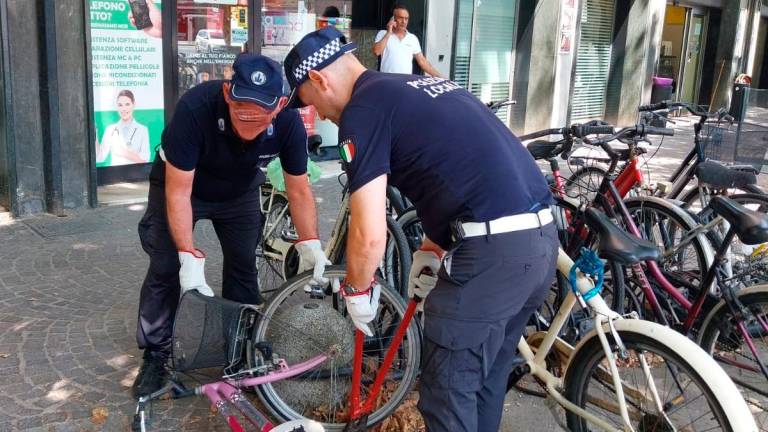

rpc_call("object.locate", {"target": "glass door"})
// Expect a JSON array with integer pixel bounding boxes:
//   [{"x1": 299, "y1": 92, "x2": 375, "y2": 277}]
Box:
[
  {"x1": 680, "y1": 13, "x2": 706, "y2": 104},
  {"x1": 452, "y1": 0, "x2": 518, "y2": 123}
]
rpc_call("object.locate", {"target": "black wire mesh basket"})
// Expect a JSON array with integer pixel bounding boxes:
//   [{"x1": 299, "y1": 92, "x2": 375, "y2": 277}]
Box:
[
  {"x1": 172, "y1": 291, "x2": 259, "y2": 373},
  {"x1": 701, "y1": 123, "x2": 738, "y2": 163},
  {"x1": 733, "y1": 122, "x2": 768, "y2": 172}
]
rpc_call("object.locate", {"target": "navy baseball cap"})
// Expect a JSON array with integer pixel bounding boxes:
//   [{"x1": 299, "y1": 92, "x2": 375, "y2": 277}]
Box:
[
  {"x1": 284, "y1": 27, "x2": 357, "y2": 108},
  {"x1": 229, "y1": 54, "x2": 285, "y2": 109}
]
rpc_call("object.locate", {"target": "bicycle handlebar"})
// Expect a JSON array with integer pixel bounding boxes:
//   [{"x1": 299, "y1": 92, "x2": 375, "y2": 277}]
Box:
[
  {"x1": 518, "y1": 128, "x2": 565, "y2": 141},
  {"x1": 637, "y1": 100, "x2": 730, "y2": 122},
  {"x1": 571, "y1": 125, "x2": 615, "y2": 137},
  {"x1": 582, "y1": 124, "x2": 674, "y2": 159},
  {"x1": 638, "y1": 101, "x2": 689, "y2": 112}
]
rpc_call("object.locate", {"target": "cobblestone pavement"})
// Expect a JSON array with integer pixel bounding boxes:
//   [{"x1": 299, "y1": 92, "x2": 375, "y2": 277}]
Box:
[{"x1": 0, "y1": 120, "x2": 757, "y2": 431}]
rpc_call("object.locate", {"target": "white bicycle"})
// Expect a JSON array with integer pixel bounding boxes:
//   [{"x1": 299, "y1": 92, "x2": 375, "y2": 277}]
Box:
[{"x1": 247, "y1": 205, "x2": 757, "y2": 431}]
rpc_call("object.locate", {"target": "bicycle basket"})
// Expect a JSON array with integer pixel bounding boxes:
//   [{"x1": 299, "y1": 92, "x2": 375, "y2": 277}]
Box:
[
  {"x1": 733, "y1": 122, "x2": 768, "y2": 172},
  {"x1": 172, "y1": 291, "x2": 259, "y2": 372},
  {"x1": 701, "y1": 123, "x2": 737, "y2": 163}
]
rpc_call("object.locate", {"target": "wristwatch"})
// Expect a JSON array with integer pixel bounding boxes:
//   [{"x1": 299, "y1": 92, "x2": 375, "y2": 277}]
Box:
[{"x1": 340, "y1": 278, "x2": 373, "y2": 297}]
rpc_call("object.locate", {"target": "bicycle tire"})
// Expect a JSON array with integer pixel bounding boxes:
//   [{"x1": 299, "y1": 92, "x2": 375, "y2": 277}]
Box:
[
  {"x1": 251, "y1": 267, "x2": 422, "y2": 431},
  {"x1": 396, "y1": 207, "x2": 423, "y2": 253},
  {"x1": 564, "y1": 322, "x2": 755, "y2": 431},
  {"x1": 699, "y1": 285, "x2": 768, "y2": 430},
  {"x1": 257, "y1": 194, "x2": 294, "y2": 296},
  {"x1": 564, "y1": 165, "x2": 609, "y2": 204},
  {"x1": 383, "y1": 215, "x2": 412, "y2": 298},
  {"x1": 386, "y1": 185, "x2": 412, "y2": 218},
  {"x1": 623, "y1": 196, "x2": 713, "y2": 294},
  {"x1": 693, "y1": 193, "x2": 768, "y2": 287},
  {"x1": 679, "y1": 183, "x2": 767, "y2": 213}
]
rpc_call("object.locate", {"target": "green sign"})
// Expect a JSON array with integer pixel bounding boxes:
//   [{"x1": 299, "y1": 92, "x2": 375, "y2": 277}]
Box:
[{"x1": 89, "y1": 0, "x2": 164, "y2": 167}]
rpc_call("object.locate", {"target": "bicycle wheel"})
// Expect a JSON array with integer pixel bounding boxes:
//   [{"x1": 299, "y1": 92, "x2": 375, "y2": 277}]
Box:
[
  {"x1": 565, "y1": 327, "x2": 745, "y2": 431},
  {"x1": 382, "y1": 215, "x2": 411, "y2": 298},
  {"x1": 386, "y1": 185, "x2": 412, "y2": 218},
  {"x1": 680, "y1": 184, "x2": 766, "y2": 214},
  {"x1": 564, "y1": 165, "x2": 608, "y2": 204},
  {"x1": 623, "y1": 197, "x2": 712, "y2": 294},
  {"x1": 696, "y1": 194, "x2": 768, "y2": 287},
  {"x1": 699, "y1": 286, "x2": 768, "y2": 430},
  {"x1": 251, "y1": 267, "x2": 421, "y2": 431},
  {"x1": 396, "y1": 207, "x2": 423, "y2": 253},
  {"x1": 256, "y1": 193, "x2": 295, "y2": 297}
]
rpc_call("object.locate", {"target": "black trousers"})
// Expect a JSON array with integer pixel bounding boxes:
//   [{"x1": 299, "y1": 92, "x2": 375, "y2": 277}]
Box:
[
  {"x1": 135, "y1": 182, "x2": 264, "y2": 357},
  {"x1": 418, "y1": 223, "x2": 559, "y2": 432}
]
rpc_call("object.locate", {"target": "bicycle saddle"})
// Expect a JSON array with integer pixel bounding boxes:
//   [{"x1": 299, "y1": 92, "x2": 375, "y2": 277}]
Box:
[
  {"x1": 729, "y1": 164, "x2": 760, "y2": 175},
  {"x1": 696, "y1": 160, "x2": 757, "y2": 189},
  {"x1": 709, "y1": 196, "x2": 768, "y2": 245},
  {"x1": 527, "y1": 140, "x2": 561, "y2": 160},
  {"x1": 584, "y1": 208, "x2": 660, "y2": 265}
]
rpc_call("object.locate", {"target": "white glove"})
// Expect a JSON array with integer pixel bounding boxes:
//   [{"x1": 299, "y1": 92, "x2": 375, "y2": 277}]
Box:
[
  {"x1": 178, "y1": 249, "x2": 214, "y2": 297},
  {"x1": 295, "y1": 239, "x2": 332, "y2": 290},
  {"x1": 334, "y1": 279, "x2": 381, "y2": 337},
  {"x1": 407, "y1": 250, "x2": 441, "y2": 310}
]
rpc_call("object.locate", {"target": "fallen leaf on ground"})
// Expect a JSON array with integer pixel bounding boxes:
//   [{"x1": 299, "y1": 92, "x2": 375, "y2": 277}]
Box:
[{"x1": 91, "y1": 407, "x2": 108, "y2": 425}]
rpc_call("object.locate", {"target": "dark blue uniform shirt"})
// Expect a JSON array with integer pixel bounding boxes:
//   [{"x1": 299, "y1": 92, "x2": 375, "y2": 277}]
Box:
[
  {"x1": 160, "y1": 80, "x2": 307, "y2": 202},
  {"x1": 339, "y1": 71, "x2": 552, "y2": 249}
]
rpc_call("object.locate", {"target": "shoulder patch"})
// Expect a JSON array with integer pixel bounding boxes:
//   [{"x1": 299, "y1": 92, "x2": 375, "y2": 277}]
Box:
[{"x1": 339, "y1": 137, "x2": 356, "y2": 163}]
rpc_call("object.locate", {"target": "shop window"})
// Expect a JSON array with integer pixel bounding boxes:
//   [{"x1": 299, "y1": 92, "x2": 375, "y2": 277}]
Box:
[
  {"x1": 452, "y1": 0, "x2": 517, "y2": 123},
  {"x1": 177, "y1": 0, "x2": 251, "y2": 96},
  {"x1": 89, "y1": 0, "x2": 166, "y2": 175},
  {"x1": 261, "y1": 1, "x2": 352, "y2": 148}
]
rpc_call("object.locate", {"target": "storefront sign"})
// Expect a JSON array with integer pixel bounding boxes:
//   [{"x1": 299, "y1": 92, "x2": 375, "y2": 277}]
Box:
[{"x1": 89, "y1": 0, "x2": 164, "y2": 167}]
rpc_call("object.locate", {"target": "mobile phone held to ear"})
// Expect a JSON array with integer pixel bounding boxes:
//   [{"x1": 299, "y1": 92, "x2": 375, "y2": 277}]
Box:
[{"x1": 129, "y1": 0, "x2": 153, "y2": 30}]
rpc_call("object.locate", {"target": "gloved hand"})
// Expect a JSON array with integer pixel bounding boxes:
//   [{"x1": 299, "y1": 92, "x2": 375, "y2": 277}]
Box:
[
  {"x1": 408, "y1": 249, "x2": 441, "y2": 311},
  {"x1": 333, "y1": 279, "x2": 381, "y2": 337},
  {"x1": 295, "y1": 239, "x2": 332, "y2": 291},
  {"x1": 178, "y1": 249, "x2": 214, "y2": 297}
]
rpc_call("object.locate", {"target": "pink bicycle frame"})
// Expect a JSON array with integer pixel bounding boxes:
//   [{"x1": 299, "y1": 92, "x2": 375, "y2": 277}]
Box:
[{"x1": 201, "y1": 354, "x2": 329, "y2": 431}]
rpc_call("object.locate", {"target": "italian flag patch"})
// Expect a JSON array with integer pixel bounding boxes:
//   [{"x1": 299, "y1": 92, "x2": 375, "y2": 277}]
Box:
[{"x1": 339, "y1": 138, "x2": 356, "y2": 163}]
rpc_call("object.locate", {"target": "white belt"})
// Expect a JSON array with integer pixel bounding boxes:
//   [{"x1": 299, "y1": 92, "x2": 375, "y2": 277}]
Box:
[{"x1": 460, "y1": 208, "x2": 553, "y2": 238}]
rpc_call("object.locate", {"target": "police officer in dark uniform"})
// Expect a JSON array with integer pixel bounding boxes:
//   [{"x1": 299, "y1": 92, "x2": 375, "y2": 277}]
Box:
[
  {"x1": 132, "y1": 54, "x2": 330, "y2": 398},
  {"x1": 283, "y1": 28, "x2": 559, "y2": 431}
]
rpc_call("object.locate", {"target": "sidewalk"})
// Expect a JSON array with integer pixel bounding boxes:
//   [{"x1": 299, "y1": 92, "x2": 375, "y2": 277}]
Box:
[{"x1": 0, "y1": 121, "x2": 751, "y2": 431}]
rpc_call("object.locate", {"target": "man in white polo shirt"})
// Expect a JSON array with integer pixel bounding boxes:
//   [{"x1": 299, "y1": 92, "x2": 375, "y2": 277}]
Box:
[{"x1": 372, "y1": 4, "x2": 442, "y2": 77}]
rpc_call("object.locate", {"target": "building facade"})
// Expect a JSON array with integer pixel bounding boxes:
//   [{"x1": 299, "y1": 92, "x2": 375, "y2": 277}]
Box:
[{"x1": 0, "y1": 0, "x2": 766, "y2": 217}]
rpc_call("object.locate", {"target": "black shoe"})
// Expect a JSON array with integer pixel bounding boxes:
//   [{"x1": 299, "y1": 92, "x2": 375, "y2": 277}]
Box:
[{"x1": 132, "y1": 351, "x2": 168, "y2": 399}]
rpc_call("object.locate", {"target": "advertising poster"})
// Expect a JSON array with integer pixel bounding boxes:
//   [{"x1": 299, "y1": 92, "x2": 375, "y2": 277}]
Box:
[
  {"x1": 89, "y1": 0, "x2": 164, "y2": 167},
  {"x1": 559, "y1": 0, "x2": 577, "y2": 54}
]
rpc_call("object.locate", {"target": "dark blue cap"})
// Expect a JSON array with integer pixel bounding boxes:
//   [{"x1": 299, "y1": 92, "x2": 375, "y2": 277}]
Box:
[
  {"x1": 284, "y1": 27, "x2": 357, "y2": 108},
  {"x1": 229, "y1": 53, "x2": 285, "y2": 109}
]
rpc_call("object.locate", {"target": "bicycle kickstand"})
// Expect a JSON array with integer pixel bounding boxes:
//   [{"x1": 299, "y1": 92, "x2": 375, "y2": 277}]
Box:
[{"x1": 342, "y1": 415, "x2": 369, "y2": 432}]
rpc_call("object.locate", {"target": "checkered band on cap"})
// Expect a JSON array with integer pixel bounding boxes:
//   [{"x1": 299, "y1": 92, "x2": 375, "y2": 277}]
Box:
[{"x1": 294, "y1": 38, "x2": 342, "y2": 82}]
